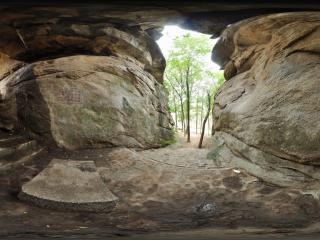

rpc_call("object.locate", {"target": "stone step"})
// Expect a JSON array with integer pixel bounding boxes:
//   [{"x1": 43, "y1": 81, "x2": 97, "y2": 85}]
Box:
[
  {"x1": 0, "y1": 140, "x2": 38, "y2": 160},
  {"x1": 0, "y1": 135, "x2": 29, "y2": 148},
  {"x1": 0, "y1": 147, "x2": 47, "y2": 171},
  {"x1": 0, "y1": 147, "x2": 15, "y2": 158},
  {"x1": 15, "y1": 140, "x2": 38, "y2": 152},
  {"x1": 0, "y1": 130, "x2": 28, "y2": 156},
  {"x1": 0, "y1": 130, "x2": 44, "y2": 173},
  {"x1": 0, "y1": 129, "x2": 13, "y2": 138},
  {"x1": 19, "y1": 159, "x2": 118, "y2": 212}
]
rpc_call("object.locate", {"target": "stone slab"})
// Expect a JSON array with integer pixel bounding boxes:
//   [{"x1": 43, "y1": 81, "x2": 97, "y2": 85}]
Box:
[{"x1": 19, "y1": 159, "x2": 118, "y2": 212}]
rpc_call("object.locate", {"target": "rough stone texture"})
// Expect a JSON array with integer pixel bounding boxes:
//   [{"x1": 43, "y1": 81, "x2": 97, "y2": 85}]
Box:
[
  {"x1": 19, "y1": 159, "x2": 118, "y2": 212},
  {"x1": 0, "y1": 21, "x2": 174, "y2": 150},
  {"x1": 0, "y1": 3, "x2": 320, "y2": 236},
  {"x1": 1, "y1": 55, "x2": 173, "y2": 150},
  {"x1": 0, "y1": 2, "x2": 319, "y2": 38},
  {"x1": 209, "y1": 12, "x2": 320, "y2": 188},
  {"x1": 1, "y1": 8, "x2": 320, "y2": 152},
  {"x1": 93, "y1": 147, "x2": 320, "y2": 230},
  {"x1": 1, "y1": 128, "x2": 320, "y2": 233},
  {"x1": 0, "y1": 22, "x2": 165, "y2": 82}
]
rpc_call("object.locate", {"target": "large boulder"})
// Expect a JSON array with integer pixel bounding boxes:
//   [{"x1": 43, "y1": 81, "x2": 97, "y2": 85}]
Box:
[
  {"x1": 0, "y1": 55, "x2": 174, "y2": 150},
  {"x1": 0, "y1": 19, "x2": 175, "y2": 150},
  {"x1": 209, "y1": 12, "x2": 320, "y2": 187},
  {"x1": 0, "y1": 22, "x2": 165, "y2": 82}
]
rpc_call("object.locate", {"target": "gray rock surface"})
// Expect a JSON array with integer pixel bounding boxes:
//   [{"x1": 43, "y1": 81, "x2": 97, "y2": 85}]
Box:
[
  {"x1": 0, "y1": 21, "x2": 174, "y2": 150},
  {"x1": 1, "y1": 130, "x2": 320, "y2": 232},
  {"x1": 19, "y1": 159, "x2": 118, "y2": 212},
  {"x1": 0, "y1": 55, "x2": 174, "y2": 150},
  {"x1": 209, "y1": 12, "x2": 320, "y2": 188},
  {"x1": 0, "y1": 3, "x2": 318, "y2": 38}
]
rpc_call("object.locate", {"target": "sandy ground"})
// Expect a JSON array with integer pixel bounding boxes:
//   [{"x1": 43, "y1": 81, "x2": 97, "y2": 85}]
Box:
[{"x1": 175, "y1": 131, "x2": 211, "y2": 149}]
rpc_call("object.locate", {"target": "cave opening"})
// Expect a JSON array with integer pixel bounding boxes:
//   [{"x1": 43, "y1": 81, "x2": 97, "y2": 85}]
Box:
[
  {"x1": 156, "y1": 25, "x2": 224, "y2": 147},
  {"x1": 1, "y1": 3, "x2": 320, "y2": 238}
]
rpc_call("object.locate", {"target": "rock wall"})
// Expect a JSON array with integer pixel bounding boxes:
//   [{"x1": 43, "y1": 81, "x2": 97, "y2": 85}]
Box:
[
  {"x1": 0, "y1": 22, "x2": 174, "y2": 150},
  {"x1": 209, "y1": 12, "x2": 320, "y2": 188},
  {"x1": 0, "y1": 4, "x2": 317, "y2": 39}
]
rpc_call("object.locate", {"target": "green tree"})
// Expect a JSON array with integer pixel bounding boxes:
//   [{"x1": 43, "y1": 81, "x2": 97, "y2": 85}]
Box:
[
  {"x1": 165, "y1": 34, "x2": 211, "y2": 142},
  {"x1": 198, "y1": 71, "x2": 225, "y2": 148}
]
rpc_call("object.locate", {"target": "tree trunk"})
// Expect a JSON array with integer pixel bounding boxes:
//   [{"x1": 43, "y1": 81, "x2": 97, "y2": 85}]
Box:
[
  {"x1": 207, "y1": 112, "x2": 210, "y2": 136},
  {"x1": 179, "y1": 96, "x2": 185, "y2": 132},
  {"x1": 166, "y1": 77, "x2": 184, "y2": 132},
  {"x1": 195, "y1": 98, "x2": 199, "y2": 134},
  {"x1": 186, "y1": 69, "x2": 191, "y2": 143},
  {"x1": 211, "y1": 109, "x2": 215, "y2": 136},
  {"x1": 198, "y1": 92, "x2": 211, "y2": 149},
  {"x1": 200, "y1": 98, "x2": 204, "y2": 128},
  {"x1": 173, "y1": 93, "x2": 178, "y2": 129}
]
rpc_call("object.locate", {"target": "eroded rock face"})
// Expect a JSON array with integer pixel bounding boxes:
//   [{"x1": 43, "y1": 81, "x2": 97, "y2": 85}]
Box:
[
  {"x1": 0, "y1": 22, "x2": 165, "y2": 82},
  {"x1": 0, "y1": 22, "x2": 174, "y2": 150},
  {"x1": 209, "y1": 12, "x2": 320, "y2": 188}
]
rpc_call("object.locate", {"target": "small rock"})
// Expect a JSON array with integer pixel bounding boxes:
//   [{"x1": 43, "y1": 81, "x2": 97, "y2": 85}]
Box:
[{"x1": 197, "y1": 201, "x2": 217, "y2": 214}]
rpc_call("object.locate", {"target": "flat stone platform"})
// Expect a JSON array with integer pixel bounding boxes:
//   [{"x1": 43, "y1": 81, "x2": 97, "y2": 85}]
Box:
[{"x1": 19, "y1": 159, "x2": 118, "y2": 212}]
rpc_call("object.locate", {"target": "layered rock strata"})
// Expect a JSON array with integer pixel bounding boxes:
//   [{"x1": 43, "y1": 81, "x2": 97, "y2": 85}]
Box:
[
  {"x1": 0, "y1": 21, "x2": 174, "y2": 150},
  {"x1": 209, "y1": 12, "x2": 320, "y2": 188}
]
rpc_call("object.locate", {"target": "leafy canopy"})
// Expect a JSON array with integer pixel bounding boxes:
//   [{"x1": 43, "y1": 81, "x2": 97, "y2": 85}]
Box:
[{"x1": 165, "y1": 33, "x2": 212, "y2": 89}]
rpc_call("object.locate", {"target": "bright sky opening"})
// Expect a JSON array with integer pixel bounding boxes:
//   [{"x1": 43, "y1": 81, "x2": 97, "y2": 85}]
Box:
[{"x1": 156, "y1": 25, "x2": 221, "y2": 72}]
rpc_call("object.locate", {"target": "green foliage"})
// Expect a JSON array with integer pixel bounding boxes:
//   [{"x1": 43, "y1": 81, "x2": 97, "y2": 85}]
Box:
[
  {"x1": 165, "y1": 34, "x2": 212, "y2": 90},
  {"x1": 206, "y1": 71, "x2": 225, "y2": 110},
  {"x1": 163, "y1": 32, "x2": 225, "y2": 136},
  {"x1": 160, "y1": 129, "x2": 177, "y2": 147},
  {"x1": 160, "y1": 138, "x2": 177, "y2": 147},
  {"x1": 208, "y1": 71, "x2": 225, "y2": 96},
  {"x1": 207, "y1": 143, "x2": 223, "y2": 161}
]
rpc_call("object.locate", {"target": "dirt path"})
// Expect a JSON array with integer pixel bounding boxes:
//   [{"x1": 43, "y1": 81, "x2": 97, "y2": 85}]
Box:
[
  {"x1": 1, "y1": 130, "x2": 320, "y2": 237},
  {"x1": 175, "y1": 131, "x2": 211, "y2": 148}
]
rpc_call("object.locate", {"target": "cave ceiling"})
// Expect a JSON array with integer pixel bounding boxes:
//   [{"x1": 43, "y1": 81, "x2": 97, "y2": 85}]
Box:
[{"x1": 1, "y1": 1, "x2": 320, "y2": 38}]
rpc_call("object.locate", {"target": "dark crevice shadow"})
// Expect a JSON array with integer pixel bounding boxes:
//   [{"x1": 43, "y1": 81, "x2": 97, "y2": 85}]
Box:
[
  {"x1": 14, "y1": 64, "x2": 56, "y2": 148},
  {"x1": 16, "y1": 47, "x2": 113, "y2": 63}
]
